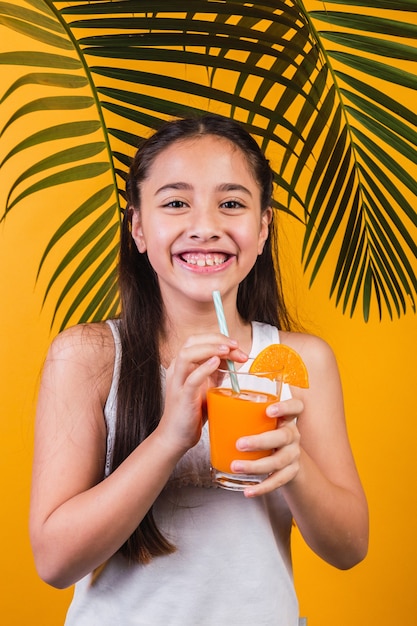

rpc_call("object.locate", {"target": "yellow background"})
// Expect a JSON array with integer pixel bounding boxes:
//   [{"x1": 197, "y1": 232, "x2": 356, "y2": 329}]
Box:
[{"x1": 1, "y1": 6, "x2": 416, "y2": 626}]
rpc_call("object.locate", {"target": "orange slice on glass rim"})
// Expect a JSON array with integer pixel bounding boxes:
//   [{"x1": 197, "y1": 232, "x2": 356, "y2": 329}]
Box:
[{"x1": 249, "y1": 344, "x2": 309, "y2": 388}]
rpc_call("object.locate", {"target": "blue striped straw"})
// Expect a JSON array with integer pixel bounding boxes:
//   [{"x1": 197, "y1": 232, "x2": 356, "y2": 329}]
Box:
[{"x1": 212, "y1": 290, "x2": 240, "y2": 393}]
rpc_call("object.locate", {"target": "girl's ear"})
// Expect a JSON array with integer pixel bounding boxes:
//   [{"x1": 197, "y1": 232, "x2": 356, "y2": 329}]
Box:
[
  {"x1": 257, "y1": 207, "x2": 273, "y2": 255},
  {"x1": 131, "y1": 209, "x2": 147, "y2": 253}
]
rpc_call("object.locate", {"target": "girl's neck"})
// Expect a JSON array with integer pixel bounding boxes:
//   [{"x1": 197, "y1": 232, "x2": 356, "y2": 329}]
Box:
[{"x1": 159, "y1": 298, "x2": 252, "y2": 368}]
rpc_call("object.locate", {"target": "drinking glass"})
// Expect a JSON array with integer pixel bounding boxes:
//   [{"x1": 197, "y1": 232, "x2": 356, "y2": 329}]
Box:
[{"x1": 207, "y1": 369, "x2": 283, "y2": 491}]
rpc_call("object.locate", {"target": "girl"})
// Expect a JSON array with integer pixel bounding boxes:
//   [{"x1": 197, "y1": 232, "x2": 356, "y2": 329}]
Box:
[{"x1": 30, "y1": 114, "x2": 368, "y2": 625}]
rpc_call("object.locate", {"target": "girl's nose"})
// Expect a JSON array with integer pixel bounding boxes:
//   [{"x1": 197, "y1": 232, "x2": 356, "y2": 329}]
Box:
[{"x1": 187, "y1": 208, "x2": 221, "y2": 241}]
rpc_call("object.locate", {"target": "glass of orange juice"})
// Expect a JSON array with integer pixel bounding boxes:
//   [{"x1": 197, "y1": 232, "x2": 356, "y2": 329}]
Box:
[{"x1": 207, "y1": 369, "x2": 283, "y2": 491}]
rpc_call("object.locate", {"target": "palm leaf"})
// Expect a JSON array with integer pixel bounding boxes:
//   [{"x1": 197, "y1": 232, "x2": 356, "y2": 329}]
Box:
[{"x1": 0, "y1": 0, "x2": 415, "y2": 327}]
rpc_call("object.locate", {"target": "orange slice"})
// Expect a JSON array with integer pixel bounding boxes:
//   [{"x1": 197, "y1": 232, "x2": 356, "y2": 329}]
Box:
[{"x1": 249, "y1": 344, "x2": 309, "y2": 388}]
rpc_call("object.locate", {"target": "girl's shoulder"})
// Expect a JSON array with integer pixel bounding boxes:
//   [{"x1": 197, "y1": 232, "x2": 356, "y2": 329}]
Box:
[
  {"x1": 278, "y1": 330, "x2": 338, "y2": 376},
  {"x1": 48, "y1": 321, "x2": 115, "y2": 361},
  {"x1": 46, "y1": 322, "x2": 116, "y2": 404}
]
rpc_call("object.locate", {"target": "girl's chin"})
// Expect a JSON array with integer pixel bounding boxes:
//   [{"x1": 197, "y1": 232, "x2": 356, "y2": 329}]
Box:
[{"x1": 160, "y1": 283, "x2": 237, "y2": 307}]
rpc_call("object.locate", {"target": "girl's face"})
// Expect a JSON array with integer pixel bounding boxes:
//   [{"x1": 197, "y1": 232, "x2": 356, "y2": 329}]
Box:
[{"x1": 131, "y1": 134, "x2": 271, "y2": 310}]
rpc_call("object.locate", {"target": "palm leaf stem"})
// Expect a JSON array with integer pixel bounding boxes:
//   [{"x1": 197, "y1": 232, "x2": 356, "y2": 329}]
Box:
[
  {"x1": 319, "y1": 1, "x2": 417, "y2": 10},
  {"x1": 44, "y1": 0, "x2": 121, "y2": 221},
  {"x1": 296, "y1": 1, "x2": 366, "y2": 203}
]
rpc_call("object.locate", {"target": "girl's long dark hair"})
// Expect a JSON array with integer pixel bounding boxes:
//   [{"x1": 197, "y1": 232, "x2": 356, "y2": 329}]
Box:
[{"x1": 112, "y1": 114, "x2": 294, "y2": 564}]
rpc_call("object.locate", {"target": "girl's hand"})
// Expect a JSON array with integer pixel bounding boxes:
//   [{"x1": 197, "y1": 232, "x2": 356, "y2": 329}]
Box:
[
  {"x1": 157, "y1": 334, "x2": 247, "y2": 455},
  {"x1": 230, "y1": 397, "x2": 304, "y2": 498}
]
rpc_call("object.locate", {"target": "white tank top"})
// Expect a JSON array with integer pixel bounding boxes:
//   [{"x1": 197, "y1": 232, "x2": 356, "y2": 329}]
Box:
[{"x1": 65, "y1": 321, "x2": 299, "y2": 626}]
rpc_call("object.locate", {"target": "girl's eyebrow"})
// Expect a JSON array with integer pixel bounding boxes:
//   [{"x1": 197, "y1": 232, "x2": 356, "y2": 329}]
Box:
[
  {"x1": 217, "y1": 182, "x2": 252, "y2": 196},
  {"x1": 155, "y1": 182, "x2": 192, "y2": 195},
  {"x1": 155, "y1": 182, "x2": 252, "y2": 196}
]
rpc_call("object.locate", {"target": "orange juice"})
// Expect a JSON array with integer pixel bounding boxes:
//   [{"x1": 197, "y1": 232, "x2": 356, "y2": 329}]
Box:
[{"x1": 207, "y1": 387, "x2": 278, "y2": 474}]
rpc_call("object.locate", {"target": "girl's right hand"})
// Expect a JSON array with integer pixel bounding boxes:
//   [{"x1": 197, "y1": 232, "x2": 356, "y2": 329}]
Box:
[{"x1": 157, "y1": 334, "x2": 247, "y2": 454}]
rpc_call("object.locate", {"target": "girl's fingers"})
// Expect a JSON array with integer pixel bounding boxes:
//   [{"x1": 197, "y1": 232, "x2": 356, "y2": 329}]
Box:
[
  {"x1": 181, "y1": 333, "x2": 248, "y2": 363},
  {"x1": 181, "y1": 332, "x2": 237, "y2": 347},
  {"x1": 266, "y1": 398, "x2": 303, "y2": 420},
  {"x1": 236, "y1": 416, "x2": 299, "y2": 452},
  {"x1": 243, "y1": 464, "x2": 300, "y2": 498},
  {"x1": 184, "y1": 355, "x2": 221, "y2": 387},
  {"x1": 231, "y1": 447, "x2": 301, "y2": 498},
  {"x1": 231, "y1": 419, "x2": 301, "y2": 496},
  {"x1": 232, "y1": 437, "x2": 298, "y2": 475},
  {"x1": 172, "y1": 337, "x2": 246, "y2": 374}
]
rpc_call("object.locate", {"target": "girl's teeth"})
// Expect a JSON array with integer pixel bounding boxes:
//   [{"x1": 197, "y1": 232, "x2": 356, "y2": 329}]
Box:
[{"x1": 182, "y1": 253, "x2": 227, "y2": 266}]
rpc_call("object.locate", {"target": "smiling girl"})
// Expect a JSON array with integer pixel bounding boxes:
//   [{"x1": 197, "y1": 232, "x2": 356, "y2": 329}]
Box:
[{"x1": 30, "y1": 114, "x2": 368, "y2": 625}]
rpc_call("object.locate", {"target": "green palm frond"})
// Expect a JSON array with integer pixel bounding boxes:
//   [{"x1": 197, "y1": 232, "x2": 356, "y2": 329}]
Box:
[{"x1": 0, "y1": 0, "x2": 416, "y2": 326}]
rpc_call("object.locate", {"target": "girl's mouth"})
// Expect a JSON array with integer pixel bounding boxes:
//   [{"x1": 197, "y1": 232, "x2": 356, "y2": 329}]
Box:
[{"x1": 178, "y1": 252, "x2": 230, "y2": 267}]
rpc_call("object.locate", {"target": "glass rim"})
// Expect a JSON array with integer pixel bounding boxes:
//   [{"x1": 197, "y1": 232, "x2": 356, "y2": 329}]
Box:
[{"x1": 216, "y1": 367, "x2": 284, "y2": 378}]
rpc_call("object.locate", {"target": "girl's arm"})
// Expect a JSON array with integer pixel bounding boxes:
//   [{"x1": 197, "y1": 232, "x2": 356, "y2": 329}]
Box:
[
  {"x1": 30, "y1": 324, "x2": 181, "y2": 589},
  {"x1": 231, "y1": 333, "x2": 369, "y2": 570},
  {"x1": 30, "y1": 325, "x2": 243, "y2": 589}
]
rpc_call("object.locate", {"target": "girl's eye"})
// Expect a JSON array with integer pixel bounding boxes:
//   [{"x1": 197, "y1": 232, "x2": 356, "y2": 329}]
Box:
[
  {"x1": 221, "y1": 200, "x2": 244, "y2": 210},
  {"x1": 164, "y1": 199, "x2": 186, "y2": 209}
]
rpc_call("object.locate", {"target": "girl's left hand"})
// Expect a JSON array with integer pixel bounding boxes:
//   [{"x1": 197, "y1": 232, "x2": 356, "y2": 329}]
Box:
[{"x1": 230, "y1": 397, "x2": 304, "y2": 497}]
